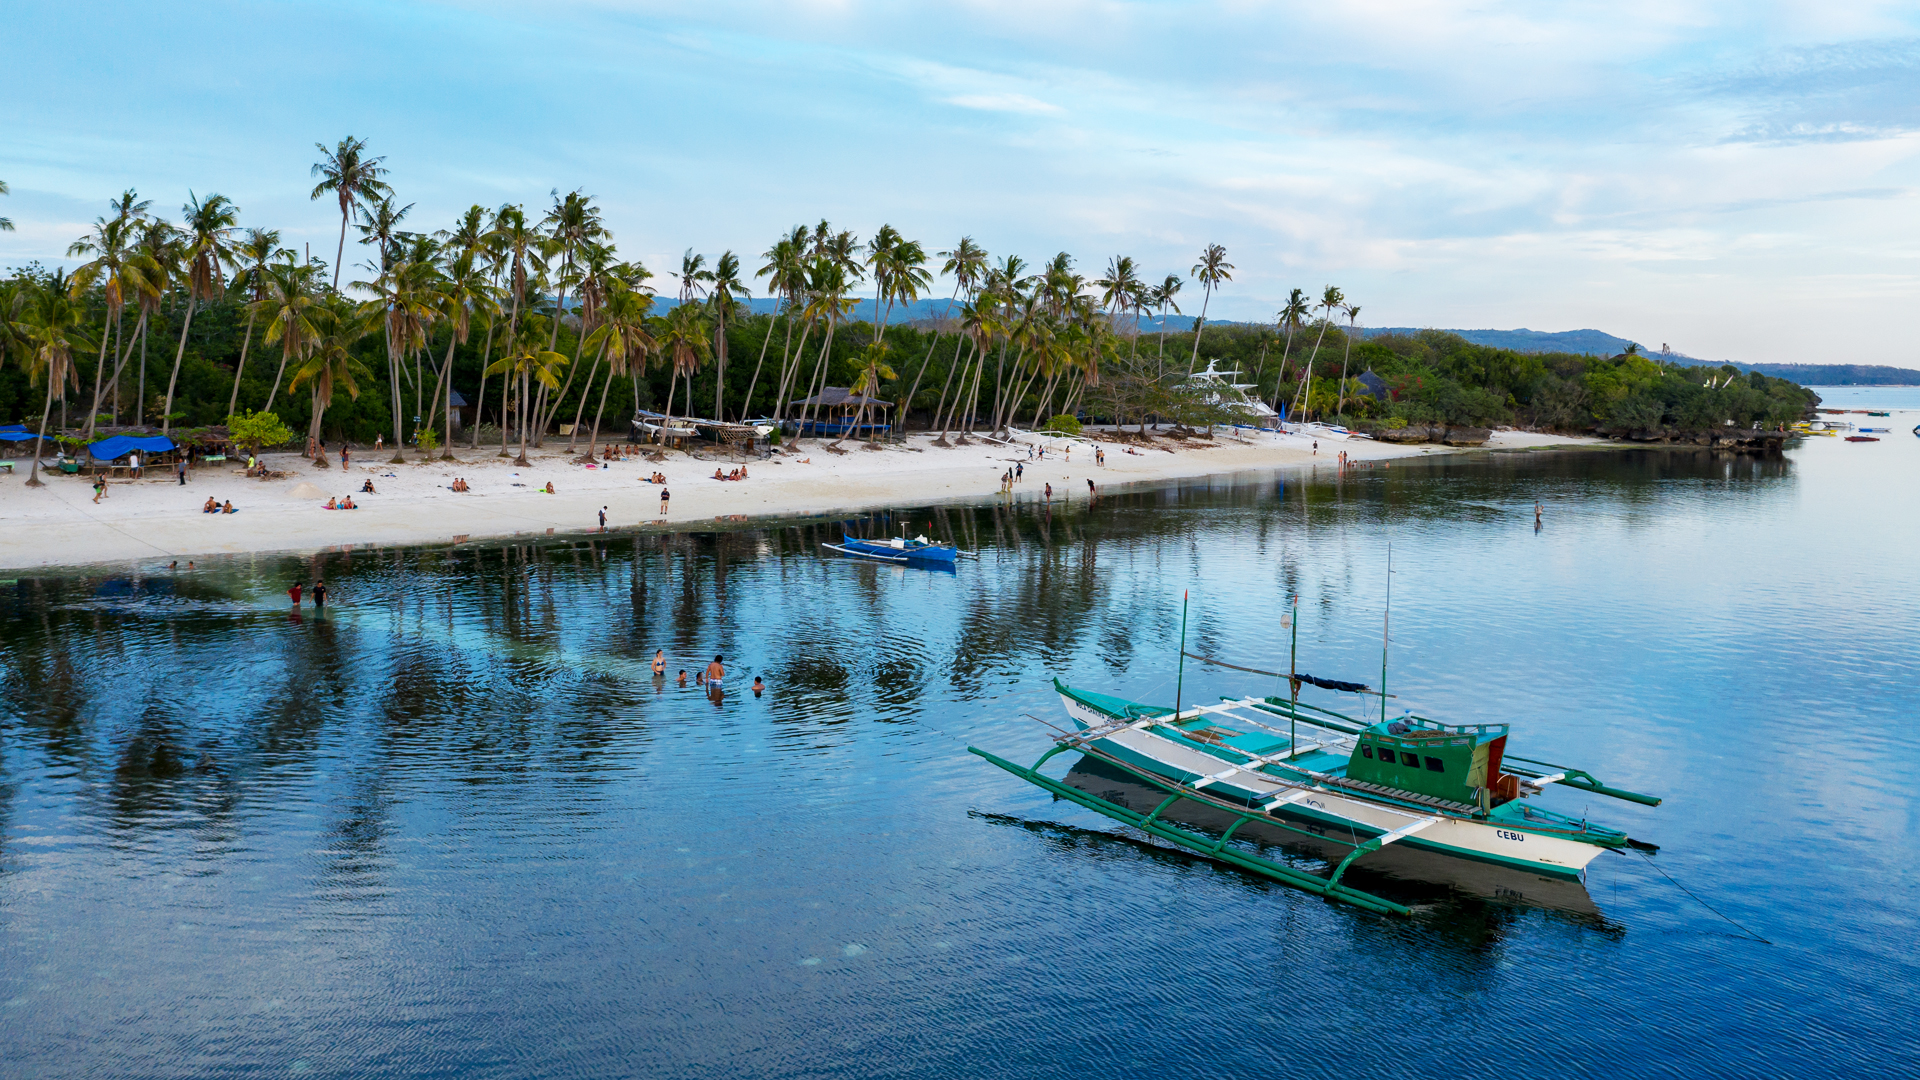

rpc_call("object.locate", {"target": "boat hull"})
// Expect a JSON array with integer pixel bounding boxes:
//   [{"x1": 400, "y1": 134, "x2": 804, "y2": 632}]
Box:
[
  {"x1": 841, "y1": 535, "x2": 957, "y2": 564},
  {"x1": 1059, "y1": 693, "x2": 1607, "y2": 880}
]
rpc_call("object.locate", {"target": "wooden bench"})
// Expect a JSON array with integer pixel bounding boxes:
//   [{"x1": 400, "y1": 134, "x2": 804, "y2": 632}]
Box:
[{"x1": 0, "y1": 461, "x2": 14, "y2": 474}]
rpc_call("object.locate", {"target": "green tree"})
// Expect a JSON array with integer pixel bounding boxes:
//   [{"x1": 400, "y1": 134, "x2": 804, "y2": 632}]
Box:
[
  {"x1": 707, "y1": 250, "x2": 749, "y2": 421},
  {"x1": 1337, "y1": 302, "x2": 1361, "y2": 418},
  {"x1": 226, "y1": 408, "x2": 295, "y2": 457},
  {"x1": 1186, "y1": 243, "x2": 1233, "y2": 374},
  {"x1": 0, "y1": 178, "x2": 12, "y2": 232},
  {"x1": 289, "y1": 296, "x2": 376, "y2": 457},
  {"x1": 13, "y1": 273, "x2": 93, "y2": 487},
  {"x1": 161, "y1": 191, "x2": 241, "y2": 432},
  {"x1": 225, "y1": 228, "x2": 282, "y2": 419},
  {"x1": 581, "y1": 283, "x2": 656, "y2": 458},
  {"x1": 309, "y1": 136, "x2": 392, "y2": 290},
  {"x1": 258, "y1": 253, "x2": 323, "y2": 414},
  {"x1": 833, "y1": 343, "x2": 897, "y2": 447}
]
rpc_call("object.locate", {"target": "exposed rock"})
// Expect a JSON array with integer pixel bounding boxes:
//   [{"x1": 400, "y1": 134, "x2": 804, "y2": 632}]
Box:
[{"x1": 1441, "y1": 426, "x2": 1491, "y2": 446}]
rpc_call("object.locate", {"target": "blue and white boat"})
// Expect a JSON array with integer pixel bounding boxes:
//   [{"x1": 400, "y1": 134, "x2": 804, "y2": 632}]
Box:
[{"x1": 823, "y1": 532, "x2": 959, "y2": 566}]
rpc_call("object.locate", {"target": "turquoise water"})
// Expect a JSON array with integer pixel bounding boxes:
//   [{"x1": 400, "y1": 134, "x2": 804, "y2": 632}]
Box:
[{"x1": 3, "y1": 399, "x2": 1918, "y2": 1078}]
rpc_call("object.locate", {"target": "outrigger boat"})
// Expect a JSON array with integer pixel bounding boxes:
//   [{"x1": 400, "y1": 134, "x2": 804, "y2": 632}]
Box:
[
  {"x1": 822, "y1": 532, "x2": 962, "y2": 566},
  {"x1": 971, "y1": 680, "x2": 1659, "y2": 915}
]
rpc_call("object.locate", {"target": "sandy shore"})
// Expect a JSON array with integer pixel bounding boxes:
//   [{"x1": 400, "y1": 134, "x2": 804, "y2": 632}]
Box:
[{"x1": 0, "y1": 428, "x2": 1601, "y2": 571}]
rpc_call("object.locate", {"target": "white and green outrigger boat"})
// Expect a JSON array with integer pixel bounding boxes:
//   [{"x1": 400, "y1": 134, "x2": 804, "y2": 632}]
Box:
[{"x1": 970, "y1": 681, "x2": 1660, "y2": 917}]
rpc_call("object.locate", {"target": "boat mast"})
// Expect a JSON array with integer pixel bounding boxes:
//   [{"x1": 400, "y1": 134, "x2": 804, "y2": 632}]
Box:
[
  {"x1": 1381, "y1": 544, "x2": 1392, "y2": 726},
  {"x1": 1174, "y1": 591, "x2": 1189, "y2": 719},
  {"x1": 1288, "y1": 592, "x2": 1299, "y2": 755}
]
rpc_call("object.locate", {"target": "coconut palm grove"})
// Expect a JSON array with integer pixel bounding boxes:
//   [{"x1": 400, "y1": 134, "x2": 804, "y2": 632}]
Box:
[{"x1": 0, "y1": 138, "x2": 1815, "y2": 474}]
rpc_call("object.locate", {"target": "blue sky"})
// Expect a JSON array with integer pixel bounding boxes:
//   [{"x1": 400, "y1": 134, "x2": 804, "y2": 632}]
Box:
[{"x1": 4, "y1": 1, "x2": 1918, "y2": 364}]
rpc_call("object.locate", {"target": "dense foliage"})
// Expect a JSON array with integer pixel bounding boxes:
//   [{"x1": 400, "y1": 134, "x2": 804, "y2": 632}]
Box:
[{"x1": 0, "y1": 147, "x2": 1817, "y2": 458}]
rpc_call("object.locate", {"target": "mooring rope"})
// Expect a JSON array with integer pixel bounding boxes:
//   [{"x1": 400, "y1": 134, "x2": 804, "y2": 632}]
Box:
[{"x1": 1635, "y1": 849, "x2": 1771, "y2": 944}]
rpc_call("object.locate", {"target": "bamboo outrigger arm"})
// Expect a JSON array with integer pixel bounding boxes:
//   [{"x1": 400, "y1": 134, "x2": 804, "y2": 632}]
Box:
[
  {"x1": 1501, "y1": 756, "x2": 1663, "y2": 807},
  {"x1": 968, "y1": 741, "x2": 1413, "y2": 917}
]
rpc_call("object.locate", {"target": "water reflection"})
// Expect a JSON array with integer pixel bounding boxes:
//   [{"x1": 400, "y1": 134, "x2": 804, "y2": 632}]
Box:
[{"x1": 3, "y1": 442, "x2": 1919, "y2": 1079}]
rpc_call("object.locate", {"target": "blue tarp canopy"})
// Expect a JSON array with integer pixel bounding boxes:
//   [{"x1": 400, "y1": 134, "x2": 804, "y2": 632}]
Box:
[
  {"x1": 88, "y1": 434, "x2": 177, "y2": 460},
  {"x1": 0, "y1": 430, "x2": 47, "y2": 443}
]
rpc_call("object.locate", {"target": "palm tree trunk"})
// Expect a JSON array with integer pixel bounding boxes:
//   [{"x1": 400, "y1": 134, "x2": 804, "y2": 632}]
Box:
[
  {"x1": 931, "y1": 334, "x2": 970, "y2": 443},
  {"x1": 388, "y1": 330, "x2": 406, "y2": 462},
  {"x1": 1336, "y1": 321, "x2": 1354, "y2": 418},
  {"x1": 659, "y1": 365, "x2": 678, "y2": 447},
  {"x1": 1294, "y1": 317, "x2": 1334, "y2": 421},
  {"x1": 469, "y1": 317, "x2": 497, "y2": 449},
  {"x1": 742, "y1": 310, "x2": 784, "y2": 421},
  {"x1": 587, "y1": 354, "x2": 618, "y2": 459},
  {"x1": 136, "y1": 313, "x2": 150, "y2": 427},
  {"x1": 442, "y1": 331, "x2": 458, "y2": 459},
  {"x1": 1272, "y1": 327, "x2": 1297, "y2": 414},
  {"x1": 333, "y1": 209, "x2": 348, "y2": 290},
  {"x1": 713, "y1": 310, "x2": 727, "y2": 421},
  {"x1": 500, "y1": 373, "x2": 513, "y2": 457},
  {"x1": 1187, "y1": 286, "x2": 1212, "y2": 375},
  {"x1": 773, "y1": 317, "x2": 814, "y2": 424},
  {"x1": 516, "y1": 367, "x2": 531, "y2": 465},
  {"x1": 226, "y1": 308, "x2": 258, "y2": 420},
  {"x1": 84, "y1": 313, "x2": 118, "y2": 440},
  {"x1": 568, "y1": 340, "x2": 607, "y2": 455},
  {"x1": 802, "y1": 318, "x2": 841, "y2": 443},
  {"x1": 25, "y1": 377, "x2": 57, "y2": 488},
  {"x1": 897, "y1": 292, "x2": 957, "y2": 433},
  {"x1": 160, "y1": 297, "x2": 197, "y2": 435},
  {"x1": 265, "y1": 342, "x2": 293, "y2": 414}
]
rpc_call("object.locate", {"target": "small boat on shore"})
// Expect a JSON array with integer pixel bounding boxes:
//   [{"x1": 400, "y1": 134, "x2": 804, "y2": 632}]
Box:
[
  {"x1": 1866, "y1": 410, "x2": 1891, "y2": 417},
  {"x1": 1846, "y1": 435, "x2": 1880, "y2": 442}
]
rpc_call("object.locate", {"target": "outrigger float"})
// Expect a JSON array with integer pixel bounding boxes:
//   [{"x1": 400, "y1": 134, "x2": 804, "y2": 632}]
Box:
[{"x1": 971, "y1": 682, "x2": 1660, "y2": 917}]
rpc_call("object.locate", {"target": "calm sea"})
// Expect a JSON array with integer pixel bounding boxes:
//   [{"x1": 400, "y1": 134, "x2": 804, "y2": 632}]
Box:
[{"x1": 3, "y1": 393, "x2": 1917, "y2": 1079}]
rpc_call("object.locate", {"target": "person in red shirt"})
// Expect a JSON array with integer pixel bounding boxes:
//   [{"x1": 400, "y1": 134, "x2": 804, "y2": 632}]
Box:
[{"x1": 289, "y1": 582, "x2": 303, "y2": 605}]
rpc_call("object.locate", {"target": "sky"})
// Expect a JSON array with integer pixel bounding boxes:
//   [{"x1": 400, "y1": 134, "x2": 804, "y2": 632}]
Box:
[{"x1": 3, "y1": 0, "x2": 1918, "y2": 365}]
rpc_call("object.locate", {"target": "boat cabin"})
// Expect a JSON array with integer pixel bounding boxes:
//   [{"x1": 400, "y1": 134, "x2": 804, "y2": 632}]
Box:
[{"x1": 1347, "y1": 717, "x2": 1514, "y2": 806}]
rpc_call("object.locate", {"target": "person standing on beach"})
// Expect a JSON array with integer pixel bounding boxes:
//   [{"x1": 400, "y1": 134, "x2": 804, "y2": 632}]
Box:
[
  {"x1": 1087, "y1": 478, "x2": 1095, "y2": 498},
  {"x1": 340, "y1": 445, "x2": 350, "y2": 470},
  {"x1": 1044, "y1": 482, "x2": 1052, "y2": 501},
  {"x1": 1015, "y1": 462, "x2": 1023, "y2": 483},
  {"x1": 130, "y1": 451, "x2": 141, "y2": 478},
  {"x1": 177, "y1": 458, "x2": 188, "y2": 485},
  {"x1": 289, "y1": 582, "x2": 303, "y2": 606},
  {"x1": 92, "y1": 476, "x2": 106, "y2": 503},
  {"x1": 599, "y1": 506, "x2": 608, "y2": 531},
  {"x1": 659, "y1": 487, "x2": 670, "y2": 517},
  {"x1": 312, "y1": 580, "x2": 329, "y2": 607}
]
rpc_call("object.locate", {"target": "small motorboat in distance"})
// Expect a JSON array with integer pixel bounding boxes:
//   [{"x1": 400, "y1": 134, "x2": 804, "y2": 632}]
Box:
[{"x1": 1846, "y1": 435, "x2": 1880, "y2": 442}]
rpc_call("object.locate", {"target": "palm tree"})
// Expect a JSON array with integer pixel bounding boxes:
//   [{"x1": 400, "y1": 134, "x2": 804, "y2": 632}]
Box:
[
  {"x1": 485, "y1": 320, "x2": 569, "y2": 465},
  {"x1": 356, "y1": 257, "x2": 439, "y2": 460},
  {"x1": 1186, "y1": 243, "x2": 1233, "y2": 374},
  {"x1": 289, "y1": 295, "x2": 377, "y2": 457},
  {"x1": 746, "y1": 227, "x2": 806, "y2": 420},
  {"x1": 67, "y1": 211, "x2": 152, "y2": 437},
  {"x1": 1272, "y1": 288, "x2": 1310, "y2": 414},
  {"x1": 485, "y1": 205, "x2": 538, "y2": 455},
  {"x1": 834, "y1": 343, "x2": 897, "y2": 446},
  {"x1": 224, "y1": 228, "x2": 282, "y2": 419},
  {"x1": 650, "y1": 301, "x2": 710, "y2": 443},
  {"x1": 707, "y1": 250, "x2": 748, "y2": 421},
  {"x1": 582, "y1": 283, "x2": 656, "y2": 458},
  {"x1": 1337, "y1": 302, "x2": 1361, "y2": 419},
  {"x1": 309, "y1": 137, "x2": 391, "y2": 289},
  {"x1": 536, "y1": 190, "x2": 606, "y2": 440},
  {"x1": 14, "y1": 273, "x2": 92, "y2": 487},
  {"x1": 129, "y1": 216, "x2": 180, "y2": 426},
  {"x1": 908, "y1": 236, "x2": 985, "y2": 439},
  {"x1": 258, "y1": 254, "x2": 323, "y2": 415},
  {"x1": 1152, "y1": 273, "x2": 1182, "y2": 369},
  {"x1": 160, "y1": 192, "x2": 241, "y2": 433},
  {"x1": 353, "y1": 195, "x2": 414, "y2": 274},
  {"x1": 427, "y1": 250, "x2": 496, "y2": 458},
  {"x1": 1291, "y1": 285, "x2": 1344, "y2": 422},
  {"x1": 0, "y1": 178, "x2": 12, "y2": 232}
]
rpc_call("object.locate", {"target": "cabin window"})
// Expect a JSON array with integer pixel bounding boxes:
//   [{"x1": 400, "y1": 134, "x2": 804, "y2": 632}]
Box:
[
  {"x1": 1400, "y1": 752, "x2": 1420, "y2": 767},
  {"x1": 1360, "y1": 745, "x2": 1374, "y2": 759},
  {"x1": 1424, "y1": 756, "x2": 1445, "y2": 773}
]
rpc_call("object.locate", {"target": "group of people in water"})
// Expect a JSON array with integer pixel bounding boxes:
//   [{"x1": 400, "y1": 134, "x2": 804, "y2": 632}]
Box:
[
  {"x1": 200, "y1": 497, "x2": 237, "y2": 514},
  {"x1": 651, "y1": 649, "x2": 765, "y2": 697},
  {"x1": 711, "y1": 466, "x2": 750, "y2": 481}
]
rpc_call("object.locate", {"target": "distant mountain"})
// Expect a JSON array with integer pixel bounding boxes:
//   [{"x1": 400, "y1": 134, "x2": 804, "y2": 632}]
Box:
[{"x1": 648, "y1": 303, "x2": 1920, "y2": 385}]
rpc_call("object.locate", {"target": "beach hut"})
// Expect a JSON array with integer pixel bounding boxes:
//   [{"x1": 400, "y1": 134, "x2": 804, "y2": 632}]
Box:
[
  {"x1": 787, "y1": 387, "x2": 892, "y2": 438},
  {"x1": 85, "y1": 433, "x2": 179, "y2": 477},
  {"x1": 1357, "y1": 370, "x2": 1390, "y2": 402}
]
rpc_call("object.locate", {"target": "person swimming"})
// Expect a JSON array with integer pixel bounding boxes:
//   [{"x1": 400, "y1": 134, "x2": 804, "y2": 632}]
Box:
[
  {"x1": 703, "y1": 654, "x2": 725, "y2": 688},
  {"x1": 751, "y1": 676, "x2": 764, "y2": 697}
]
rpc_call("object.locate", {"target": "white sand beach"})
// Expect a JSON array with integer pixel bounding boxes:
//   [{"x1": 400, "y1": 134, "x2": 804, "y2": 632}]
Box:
[{"x1": 0, "y1": 428, "x2": 1601, "y2": 571}]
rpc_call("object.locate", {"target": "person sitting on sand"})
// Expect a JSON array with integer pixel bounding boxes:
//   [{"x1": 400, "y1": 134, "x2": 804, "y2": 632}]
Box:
[
  {"x1": 341, "y1": 496, "x2": 356, "y2": 509},
  {"x1": 325, "y1": 497, "x2": 338, "y2": 509},
  {"x1": 713, "y1": 468, "x2": 725, "y2": 481},
  {"x1": 362, "y1": 479, "x2": 376, "y2": 493},
  {"x1": 203, "y1": 497, "x2": 219, "y2": 513},
  {"x1": 222, "y1": 500, "x2": 236, "y2": 514}
]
